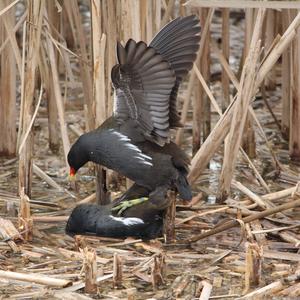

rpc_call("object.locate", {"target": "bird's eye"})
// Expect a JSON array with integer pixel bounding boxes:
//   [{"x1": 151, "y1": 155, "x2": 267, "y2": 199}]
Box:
[{"x1": 90, "y1": 151, "x2": 94, "y2": 155}]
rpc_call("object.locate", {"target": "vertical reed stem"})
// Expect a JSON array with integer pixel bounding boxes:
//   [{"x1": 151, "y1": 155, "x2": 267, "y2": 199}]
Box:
[
  {"x1": 281, "y1": 10, "x2": 292, "y2": 140},
  {"x1": 0, "y1": 1, "x2": 16, "y2": 156},
  {"x1": 290, "y1": 24, "x2": 300, "y2": 161},
  {"x1": 221, "y1": 8, "x2": 230, "y2": 111},
  {"x1": 242, "y1": 8, "x2": 256, "y2": 158},
  {"x1": 18, "y1": 0, "x2": 44, "y2": 197}
]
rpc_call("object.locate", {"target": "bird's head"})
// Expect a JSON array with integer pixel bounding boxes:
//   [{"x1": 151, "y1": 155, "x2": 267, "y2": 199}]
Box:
[{"x1": 67, "y1": 135, "x2": 91, "y2": 180}]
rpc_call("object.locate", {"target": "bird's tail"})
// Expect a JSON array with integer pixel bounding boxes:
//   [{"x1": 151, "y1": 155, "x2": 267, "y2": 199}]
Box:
[{"x1": 175, "y1": 173, "x2": 192, "y2": 201}]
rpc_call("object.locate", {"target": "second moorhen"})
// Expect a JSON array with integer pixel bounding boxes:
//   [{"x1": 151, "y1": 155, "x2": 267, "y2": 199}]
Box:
[{"x1": 66, "y1": 187, "x2": 170, "y2": 239}]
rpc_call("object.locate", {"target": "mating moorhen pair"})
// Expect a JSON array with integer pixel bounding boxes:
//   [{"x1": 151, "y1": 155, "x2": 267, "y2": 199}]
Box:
[{"x1": 66, "y1": 15, "x2": 201, "y2": 239}]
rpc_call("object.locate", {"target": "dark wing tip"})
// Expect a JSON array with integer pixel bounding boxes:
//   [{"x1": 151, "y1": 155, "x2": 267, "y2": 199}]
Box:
[{"x1": 117, "y1": 41, "x2": 126, "y2": 64}]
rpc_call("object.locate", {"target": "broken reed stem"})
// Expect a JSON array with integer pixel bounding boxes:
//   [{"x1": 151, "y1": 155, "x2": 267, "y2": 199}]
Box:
[
  {"x1": 32, "y1": 215, "x2": 68, "y2": 222},
  {"x1": 186, "y1": 195, "x2": 300, "y2": 243},
  {"x1": 189, "y1": 11, "x2": 300, "y2": 184},
  {"x1": 0, "y1": 270, "x2": 72, "y2": 288},
  {"x1": 18, "y1": 188, "x2": 33, "y2": 241},
  {"x1": 262, "y1": 185, "x2": 297, "y2": 201},
  {"x1": 239, "y1": 281, "x2": 283, "y2": 299},
  {"x1": 113, "y1": 253, "x2": 123, "y2": 288},
  {"x1": 82, "y1": 247, "x2": 97, "y2": 294},
  {"x1": 32, "y1": 163, "x2": 61, "y2": 190},
  {"x1": 0, "y1": 217, "x2": 21, "y2": 253},
  {"x1": 199, "y1": 280, "x2": 213, "y2": 300},
  {"x1": 244, "y1": 242, "x2": 262, "y2": 293},
  {"x1": 151, "y1": 254, "x2": 165, "y2": 290},
  {"x1": 231, "y1": 180, "x2": 267, "y2": 209}
]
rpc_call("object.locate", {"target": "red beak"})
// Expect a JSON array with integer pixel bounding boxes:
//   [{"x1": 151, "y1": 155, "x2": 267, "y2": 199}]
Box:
[{"x1": 69, "y1": 167, "x2": 76, "y2": 178}]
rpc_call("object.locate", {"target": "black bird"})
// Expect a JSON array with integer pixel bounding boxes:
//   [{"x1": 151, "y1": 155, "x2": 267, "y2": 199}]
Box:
[
  {"x1": 66, "y1": 187, "x2": 170, "y2": 239},
  {"x1": 68, "y1": 15, "x2": 201, "y2": 207}
]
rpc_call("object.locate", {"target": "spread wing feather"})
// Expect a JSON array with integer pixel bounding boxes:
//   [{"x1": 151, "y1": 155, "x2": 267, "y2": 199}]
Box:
[
  {"x1": 112, "y1": 15, "x2": 201, "y2": 145},
  {"x1": 150, "y1": 15, "x2": 201, "y2": 127},
  {"x1": 112, "y1": 39, "x2": 175, "y2": 146}
]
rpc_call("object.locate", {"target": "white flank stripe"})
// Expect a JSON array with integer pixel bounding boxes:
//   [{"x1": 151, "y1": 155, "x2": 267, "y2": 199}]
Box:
[
  {"x1": 109, "y1": 130, "x2": 153, "y2": 166},
  {"x1": 110, "y1": 216, "x2": 144, "y2": 226}
]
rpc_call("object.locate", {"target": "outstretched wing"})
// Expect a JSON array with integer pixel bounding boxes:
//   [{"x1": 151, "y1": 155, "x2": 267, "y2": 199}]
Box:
[
  {"x1": 150, "y1": 15, "x2": 201, "y2": 127},
  {"x1": 112, "y1": 39, "x2": 176, "y2": 146}
]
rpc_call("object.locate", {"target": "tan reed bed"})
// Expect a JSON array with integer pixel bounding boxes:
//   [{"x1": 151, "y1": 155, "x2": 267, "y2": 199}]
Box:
[{"x1": 0, "y1": 0, "x2": 299, "y2": 298}]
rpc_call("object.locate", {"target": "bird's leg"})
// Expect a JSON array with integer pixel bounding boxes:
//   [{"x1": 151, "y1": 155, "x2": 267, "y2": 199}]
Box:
[
  {"x1": 111, "y1": 197, "x2": 149, "y2": 215},
  {"x1": 113, "y1": 183, "x2": 150, "y2": 206}
]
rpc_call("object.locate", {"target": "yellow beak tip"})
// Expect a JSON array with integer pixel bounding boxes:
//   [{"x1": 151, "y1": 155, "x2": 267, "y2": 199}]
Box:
[{"x1": 68, "y1": 174, "x2": 76, "y2": 181}]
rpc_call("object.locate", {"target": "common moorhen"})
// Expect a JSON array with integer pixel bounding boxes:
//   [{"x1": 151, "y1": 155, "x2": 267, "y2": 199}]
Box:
[
  {"x1": 66, "y1": 187, "x2": 170, "y2": 239},
  {"x1": 68, "y1": 15, "x2": 201, "y2": 207}
]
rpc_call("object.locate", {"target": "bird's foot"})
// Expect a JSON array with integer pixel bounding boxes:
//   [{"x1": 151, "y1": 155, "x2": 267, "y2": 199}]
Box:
[{"x1": 111, "y1": 197, "x2": 149, "y2": 215}]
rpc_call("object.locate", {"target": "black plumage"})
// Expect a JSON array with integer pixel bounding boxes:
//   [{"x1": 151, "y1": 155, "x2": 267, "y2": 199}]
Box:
[
  {"x1": 66, "y1": 203, "x2": 164, "y2": 239},
  {"x1": 66, "y1": 186, "x2": 170, "y2": 239},
  {"x1": 68, "y1": 15, "x2": 201, "y2": 203}
]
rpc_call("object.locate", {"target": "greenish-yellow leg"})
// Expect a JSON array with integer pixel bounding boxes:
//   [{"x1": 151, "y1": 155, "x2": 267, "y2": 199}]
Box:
[{"x1": 111, "y1": 197, "x2": 149, "y2": 215}]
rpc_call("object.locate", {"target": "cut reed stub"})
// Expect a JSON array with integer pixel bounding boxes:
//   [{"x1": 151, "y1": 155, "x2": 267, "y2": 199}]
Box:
[
  {"x1": 18, "y1": 188, "x2": 33, "y2": 241},
  {"x1": 151, "y1": 253, "x2": 166, "y2": 290},
  {"x1": 163, "y1": 191, "x2": 177, "y2": 243},
  {"x1": 82, "y1": 247, "x2": 98, "y2": 294},
  {"x1": 244, "y1": 242, "x2": 263, "y2": 293},
  {"x1": 113, "y1": 252, "x2": 123, "y2": 288}
]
